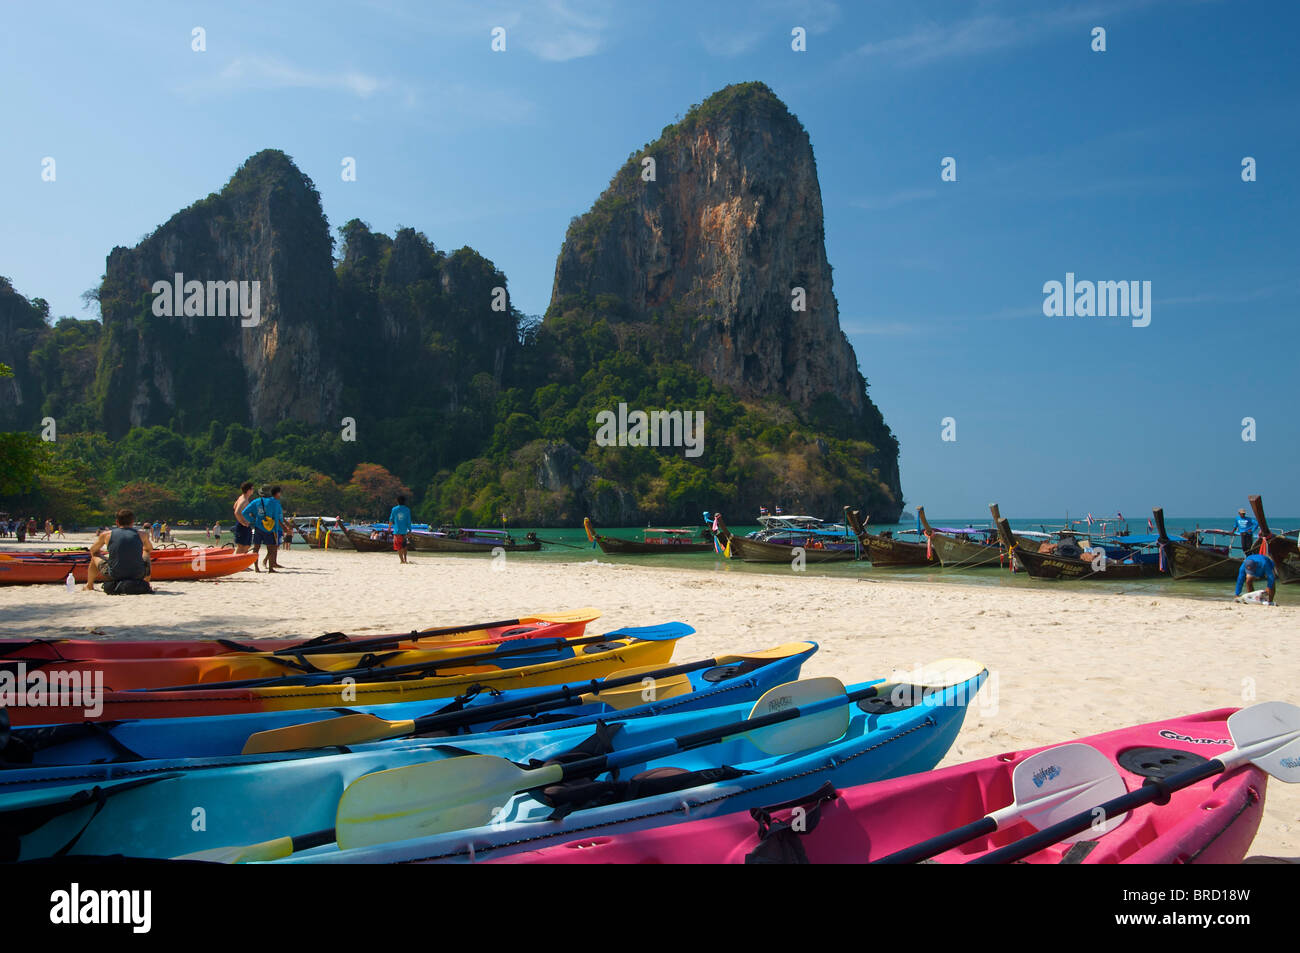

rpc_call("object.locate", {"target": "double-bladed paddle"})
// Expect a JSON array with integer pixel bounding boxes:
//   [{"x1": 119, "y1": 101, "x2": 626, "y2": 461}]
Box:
[
  {"x1": 969, "y1": 701, "x2": 1300, "y2": 864},
  {"x1": 178, "y1": 657, "x2": 984, "y2": 863},
  {"x1": 871, "y1": 743, "x2": 1128, "y2": 863},
  {"x1": 259, "y1": 608, "x2": 602, "y2": 657},
  {"x1": 133, "y1": 622, "x2": 692, "y2": 694},
  {"x1": 239, "y1": 642, "x2": 816, "y2": 754}
]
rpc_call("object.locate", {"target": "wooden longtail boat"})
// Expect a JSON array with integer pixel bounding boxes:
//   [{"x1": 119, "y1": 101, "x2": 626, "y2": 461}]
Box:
[
  {"x1": 846, "y1": 509, "x2": 936, "y2": 567},
  {"x1": 1248, "y1": 494, "x2": 1300, "y2": 583},
  {"x1": 582, "y1": 518, "x2": 714, "y2": 555},
  {"x1": 341, "y1": 524, "x2": 396, "y2": 553},
  {"x1": 408, "y1": 528, "x2": 542, "y2": 553},
  {"x1": 994, "y1": 518, "x2": 1162, "y2": 580},
  {"x1": 1151, "y1": 507, "x2": 1241, "y2": 580},
  {"x1": 917, "y1": 506, "x2": 1005, "y2": 569},
  {"x1": 713, "y1": 515, "x2": 858, "y2": 563}
]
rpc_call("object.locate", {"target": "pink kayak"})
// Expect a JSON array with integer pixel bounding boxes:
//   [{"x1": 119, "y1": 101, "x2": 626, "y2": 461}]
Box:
[{"x1": 491, "y1": 708, "x2": 1265, "y2": 864}]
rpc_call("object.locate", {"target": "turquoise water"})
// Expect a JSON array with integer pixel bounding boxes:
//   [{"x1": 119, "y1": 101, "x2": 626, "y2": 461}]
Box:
[{"x1": 328, "y1": 516, "x2": 1295, "y2": 603}]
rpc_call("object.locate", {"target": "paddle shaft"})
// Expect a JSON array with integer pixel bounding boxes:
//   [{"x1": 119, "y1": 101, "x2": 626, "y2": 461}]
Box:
[
  {"x1": 968, "y1": 758, "x2": 1226, "y2": 865},
  {"x1": 548, "y1": 680, "x2": 886, "y2": 785},
  {"x1": 279, "y1": 617, "x2": 551, "y2": 657},
  {"x1": 873, "y1": 816, "x2": 998, "y2": 864},
  {"x1": 136, "y1": 630, "x2": 649, "y2": 693},
  {"x1": 396, "y1": 653, "x2": 754, "y2": 736}
]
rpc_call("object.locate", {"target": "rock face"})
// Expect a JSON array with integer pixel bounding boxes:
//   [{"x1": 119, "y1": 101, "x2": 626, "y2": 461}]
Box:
[
  {"x1": 96, "y1": 150, "x2": 342, "y2": 436},
  {"x1": 0, "y1": 278, "x2": 47, "y2": 430},
  {"x1": 550, "y1": 82, "x2": 901, "y2": 517},
  {"x1": 555, "y1": 83, "x2": 864, "y2": 414}
]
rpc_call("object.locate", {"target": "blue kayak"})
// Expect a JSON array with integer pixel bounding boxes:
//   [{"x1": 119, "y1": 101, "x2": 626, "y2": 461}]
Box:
[
  {"x1": 0, "y1": 643, "x2": 816, "y2": 767},
  {"x1": 268, "y1": 666, "x2": 989, "y2": 865}
]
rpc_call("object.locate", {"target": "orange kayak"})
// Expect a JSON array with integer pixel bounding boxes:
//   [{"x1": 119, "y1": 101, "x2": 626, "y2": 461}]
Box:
[
  {"x1": 0, "y1": 550, "x2": 256, "y2": 585},
  {"x1": 0, "y1": 610, "x2": 601, "y2": 660},
  {"x1": 3, "y1": 620, "x2": 595, "y2": 690}
]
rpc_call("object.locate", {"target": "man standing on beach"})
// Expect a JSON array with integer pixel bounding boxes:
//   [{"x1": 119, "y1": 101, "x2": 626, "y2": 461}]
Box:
[
  {"x1": 242, "y1": 485, "x2": 285, "y2": 572},
  {"x1": 1233, "y1": 508, "x2": 1258, "y2": 555},
  {"x1": 1235, "y1": 552, "x2": 1276, "y2": 605},
  {"x1": 233, "y1": 481, "x2": 255, "y2": 559},
  {"x1": 390, "y1": 494, "x2": 412, "y2": 565}
]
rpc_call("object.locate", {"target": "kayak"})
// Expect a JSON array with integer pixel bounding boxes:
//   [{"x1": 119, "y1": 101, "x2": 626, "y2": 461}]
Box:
[
  {"x1": 0, "y1": 631, "x2": 683, "y2": 725},
  {"x1": 489, "y1": 708, "x2": 1263, "y2": 865},
  {"x1": 2, "y1": 620, "x2": 601, "y2": 690},
  {"x1": 0, "y1": 545, "x2": 219, "y2": 562},
  {"x1": 0, "y1": 642, "x2": 815, "y2": 766},
  {"x1": 0, "y1": 664, "x2": 980, "y2": 860},
  {"x1": 0, "y1": 610, "x2": 602, "y2": 660},
  {"x1": 267, "y1": 667, "x2": 987, "y2": 865},
  {"x1": 0, "y1": 550, "x2": 256, "y2": 585}
]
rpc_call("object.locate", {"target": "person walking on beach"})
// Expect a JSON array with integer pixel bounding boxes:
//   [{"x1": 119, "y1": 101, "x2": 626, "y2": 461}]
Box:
[
  {"x1": 42, "y1": 518, "x2": 53, "y2": 541},
  {"x1": 1234, "y1": 508, "x2": 1258, "y2": 555},
  {"x1": 242, "y1": 485, "x2": 285, "y2": 572},
  {"x1": 233, "y1": 481, "x2": 255, "y2": 556},
  {"x1": 85, "y1": 509, "x2": 153, "y2": 592},
  {"x1": 213, "y1": 521, "x2": 222, "y2": 543},
  {"x1": 390, "y1": 494, "x2": 412, "y2": 565}
]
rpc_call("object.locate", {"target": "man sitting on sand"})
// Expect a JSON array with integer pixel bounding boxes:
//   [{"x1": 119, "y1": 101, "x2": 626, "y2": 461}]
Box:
[
  {"x1": 233, "y1": 481, "x2": 255, "y2": 557},
  {"x1": 1235, "y1": 552, "x2": 1276, "y2": 605},
  {"x1": 85, "y1": 508, "x2": 153, "y2": 592},
  {"x1": 242, "y1": 485, "x2": 285, "y2": 572}
]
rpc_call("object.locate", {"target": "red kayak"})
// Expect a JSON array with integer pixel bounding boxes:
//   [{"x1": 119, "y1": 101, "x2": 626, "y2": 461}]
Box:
[
  {"x1": 0, "y1": 611, "x2": 600, "y2": 660},
  {"x1": 491, "y1": 708, "x2": 1265, "y2": 864},
  {"x1": 0, "y1": 549, "x2": 256, "y2": 585}
]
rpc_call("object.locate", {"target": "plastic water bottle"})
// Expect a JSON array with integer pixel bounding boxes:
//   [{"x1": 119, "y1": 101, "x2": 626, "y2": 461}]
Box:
[{"x1": 64, "y1": 572, "x2": 75, "y2": 592}]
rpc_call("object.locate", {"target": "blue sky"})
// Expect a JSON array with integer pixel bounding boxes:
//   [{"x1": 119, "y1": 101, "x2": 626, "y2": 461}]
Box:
[{"x1": 2, "y1": 0, "x2": 1296, "y2": 517}]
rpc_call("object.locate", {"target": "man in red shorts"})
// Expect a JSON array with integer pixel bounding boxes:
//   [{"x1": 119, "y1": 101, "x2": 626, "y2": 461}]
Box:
[{"x1": 389, "y1": 494, "x2": 412, "y2": 565}]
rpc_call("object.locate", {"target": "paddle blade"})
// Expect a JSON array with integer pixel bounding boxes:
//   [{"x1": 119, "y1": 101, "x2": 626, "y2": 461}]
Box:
[
  {"x1": 175, "y1": 835, "x2": 296, "y2": 864},
  {"x1": 1008, "y1": 744, "x2": 1129, "y2": 843},
  {"x1": 599, "y1": 621, "x2": 694, "y2": 642},
  {"x1": 337, "y1": 757, "x2": 563, "y2": 850},
  {"x1": 241, "y1": 714, "x2": 414, "y2": 754},
  {"x1": 591, "y1": 667, "x2": 694, "y2": 709},
  {"x1": 745, "y1": 677, "x2": 849, "y2": 756},
  {"x1": 522, "y1": 607, "x2": 601, "y2": 625},
  {"x1": 1227, "y1": 702, "x2": 1300, "y2": 781},
  {"x1": 887, "y1": 657, "x2": 986, "y2": 691}
]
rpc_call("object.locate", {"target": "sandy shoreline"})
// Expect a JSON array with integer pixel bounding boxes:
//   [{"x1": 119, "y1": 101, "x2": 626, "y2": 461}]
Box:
[{"x1": 2, "y1": 533, "x2": 1295, "y2": 859}]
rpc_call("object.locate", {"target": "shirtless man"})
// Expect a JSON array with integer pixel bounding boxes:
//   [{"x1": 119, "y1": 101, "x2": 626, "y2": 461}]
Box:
[{"x1": 233, "y1": 481, "x2": 256, "y2": 564}]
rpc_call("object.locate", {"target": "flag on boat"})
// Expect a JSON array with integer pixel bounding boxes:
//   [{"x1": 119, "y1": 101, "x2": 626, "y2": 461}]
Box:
[
  {"x1": 1117, "y1": 512, "x2": 1123, "y2": 521},
  {"x1": 1147, "y1": 518, "x2": 1153, "y2": 532},
  {"x1": 759, "y1": 506, "x2": 769, "y2": 516},
  {"x1": 775, "y1": 505, "x2": 783, "y2": 515},
  {"x1": 1087, "y1": 513, "x2": 1094, "y2": 527}
]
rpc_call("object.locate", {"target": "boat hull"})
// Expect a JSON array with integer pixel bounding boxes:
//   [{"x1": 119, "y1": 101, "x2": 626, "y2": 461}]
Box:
[
  {"x1": 930, "y1": 534, "x2": 1006, "y2": 569},
  {"x1": 408, "y1": 533, "x2": 541, "y2": 553},
  {"x1": 1010, "y1": 545, "x2": 1162, "y2": 580},
  {"x1": 727, "y1": 535, "x2": 857, "y2": 563},
  {"x1": 861, "y1": 534, "x2": 936, "y2": 567},
  {"x1": 593, "y1": 535, "x2": 713, "y2": 555}
]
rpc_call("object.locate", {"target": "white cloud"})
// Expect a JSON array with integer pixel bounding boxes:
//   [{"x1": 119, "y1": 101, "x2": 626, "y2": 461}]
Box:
[{"x1": 188, "y1": 54, "x2": 396, "y2": 99}]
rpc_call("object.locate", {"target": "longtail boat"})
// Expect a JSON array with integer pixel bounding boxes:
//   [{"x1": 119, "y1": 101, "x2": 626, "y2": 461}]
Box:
[
  {"x1": 341, "y1": 524, "x2": 395, "y2": 553},
  {"x1": 994, "y1": 517, "x2": 1162, "y2": 580},
  {"x1": 582, "y1": 518, "x2": 714, "y2": 555},
  {"x1": 846, "y1": 509, "x2": 936, "y2": 567},
  {"x1": 1151, "y1": 507, "x2": 1242, "y2": 580},
  {"x1": 1248, "y1": 494, "x2": 1300, "y2": 583},
  {"x1": 408, "y1": 528, "x2": 542, "y2": 553},
  {"x1": 917, "y1": 506, "x2": 1005, "y2": 568},
  {"x1": 713, "y1": 515, "x2": 857, "y2": 563}
]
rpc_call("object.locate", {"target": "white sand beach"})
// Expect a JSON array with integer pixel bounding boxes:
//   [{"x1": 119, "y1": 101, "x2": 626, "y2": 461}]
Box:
[{"x1": 2, "y1": 533, "x2": 1295, "y2": 859}]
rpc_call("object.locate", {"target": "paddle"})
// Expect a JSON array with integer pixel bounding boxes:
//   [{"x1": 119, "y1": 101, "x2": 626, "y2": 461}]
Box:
[
  {"x1": 969, "y1": 701, "x2": 1300, "y2": 864},
  {"x1": 239, "y1": 642, "x2": 814, "y2": 753},
  {"x1": 266, "y1": 608, "x2": 602, "y2": 657},
  {"x1": 183, "y1": 658, "x2": 984, "y2": 863},
  {"x1": 133, "y1": 623, "x2": 693, "y2": 693},
  {"x1": 335, "y1": 658, "x2": 985, "y2": 851},
  {"x1": 871, "y1": 744, "x2": 1128, "y2": 864}
]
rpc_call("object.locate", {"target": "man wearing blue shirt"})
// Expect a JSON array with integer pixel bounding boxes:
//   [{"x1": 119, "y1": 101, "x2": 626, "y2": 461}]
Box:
[
  {"x1": 1233, "y1": 509, "x2": 1258, "y2": 555},
  {"x1": 1235, "y1": 552, "x2": 1276, "y2": 605},
  {"x1": 389, "y1": 495, "x2": 413, "y2": 565},
  {"x1": 242, "y1": 485, "x2": 286, "y2": 573}
]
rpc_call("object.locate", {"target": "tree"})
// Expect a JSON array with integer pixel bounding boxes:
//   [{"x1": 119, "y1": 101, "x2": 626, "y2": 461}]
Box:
[
  {"x1": 0, "y1": 432, "x2": 41, "y2": 496},
  {"x1": 347, "y1": 463, "x2": 411, "y2": 514},
  {"x1": 114, "y1": 481, "x2": 181, "y2": 518}
]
